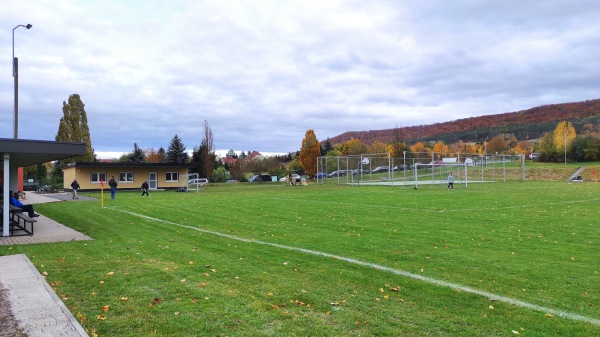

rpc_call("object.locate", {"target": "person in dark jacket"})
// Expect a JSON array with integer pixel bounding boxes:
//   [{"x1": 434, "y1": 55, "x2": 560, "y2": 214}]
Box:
[
  {"x1": 108, "y1": 176, "x2": 118, "y2": 199},
  {"x1": 70, "y1": 179, "x2": 80, "y2": 199},
  {"x1": 141, "y1": 180, "x2": 150, "y2": 197}
]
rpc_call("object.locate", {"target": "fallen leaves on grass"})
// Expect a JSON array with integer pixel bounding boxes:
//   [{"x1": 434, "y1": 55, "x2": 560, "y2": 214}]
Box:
[
  {"x1": 76, "y1": 312, "x2": 87, "y2": 324},
  {"x1": 101, "y1": 305, "x2": 109, "y2": 312}
]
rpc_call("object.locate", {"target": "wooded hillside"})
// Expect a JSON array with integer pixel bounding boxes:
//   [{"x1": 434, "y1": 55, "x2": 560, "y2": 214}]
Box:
[{"x1": 327, "y1": 99, "x2": 600, "y2": 145}]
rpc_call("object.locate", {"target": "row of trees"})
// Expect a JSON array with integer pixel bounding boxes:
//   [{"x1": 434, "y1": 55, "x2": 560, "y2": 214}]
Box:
[
  {"x1": 27, "y1": 94, "x2": 219, "y2": 184},
  {"x1": 119, "y1": 124, "x2": 216, "y2": 180},
  {"x1": 535, "y1": 121, "x2": 600, "y2": 162},
  {"x1": 297, "y1": 120, "x2": 600, "y2": 177},
  {"x1": 30, "y1": 92, "x2": 600, "y2": 184}
]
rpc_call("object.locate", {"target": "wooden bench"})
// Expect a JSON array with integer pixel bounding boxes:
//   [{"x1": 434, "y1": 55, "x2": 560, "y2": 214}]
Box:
[
  {"x1": 11, "y1": 212, "x2": 37, "y2": 235},
  {"x1": 2, "y1": 206, "x2": 37, "y2": 236}
]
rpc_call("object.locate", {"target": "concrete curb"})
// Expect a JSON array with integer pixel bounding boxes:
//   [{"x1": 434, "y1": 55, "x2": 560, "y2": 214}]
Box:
[{"x1": 0, "y1": 254, "x2": 88, "y2": 337}]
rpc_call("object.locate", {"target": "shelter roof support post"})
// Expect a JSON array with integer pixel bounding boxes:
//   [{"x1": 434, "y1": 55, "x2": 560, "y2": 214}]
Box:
[{"x1": 3, "y1": 154, "x2": 10, "y2": 237}]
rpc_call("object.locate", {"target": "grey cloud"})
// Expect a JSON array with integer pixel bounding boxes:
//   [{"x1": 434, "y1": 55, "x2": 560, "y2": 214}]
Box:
[{"x1": 1, "y1": 1, "x2": 599, "y2": 155}]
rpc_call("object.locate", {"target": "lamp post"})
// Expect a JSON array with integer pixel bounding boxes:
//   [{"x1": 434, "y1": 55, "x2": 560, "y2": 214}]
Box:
[{"x1": 12, "y1": 23, "x2": 32, "y2": 139}]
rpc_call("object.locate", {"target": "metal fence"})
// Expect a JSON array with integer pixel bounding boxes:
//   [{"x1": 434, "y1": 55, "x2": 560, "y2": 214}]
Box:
[{"x1": 316, "y1": 152, "x2": 526, "y2": 187}]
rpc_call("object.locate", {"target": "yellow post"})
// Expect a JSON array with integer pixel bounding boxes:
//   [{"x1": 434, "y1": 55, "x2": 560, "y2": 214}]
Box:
[{"x1": 101, "y1": 179, "x2": 105, "y2": 208}]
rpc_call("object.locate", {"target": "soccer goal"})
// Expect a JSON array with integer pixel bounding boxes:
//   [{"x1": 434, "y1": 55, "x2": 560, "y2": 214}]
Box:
[{"x1": 411, "y1": 162, "x2": 469, "y2": 189}]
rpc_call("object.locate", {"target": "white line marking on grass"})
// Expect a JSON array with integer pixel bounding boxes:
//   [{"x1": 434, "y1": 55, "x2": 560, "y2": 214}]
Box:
[{"x1": 115, "y1": 208, "x2": 600, "y2": 326}]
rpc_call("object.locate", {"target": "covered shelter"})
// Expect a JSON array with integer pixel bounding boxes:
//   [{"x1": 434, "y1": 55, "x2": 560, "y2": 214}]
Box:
[{"x1": 1, "y1": 138, "x2": 86, "y2": 237}]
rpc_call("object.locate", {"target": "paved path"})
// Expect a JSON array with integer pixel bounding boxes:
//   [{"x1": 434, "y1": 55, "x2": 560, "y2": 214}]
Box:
[
  {"x1": 0, "y1": 192, "x2": 91, "y2": 336},
  {"x1": 0, "y1": 254, "x2": 88, "y2": 336}
]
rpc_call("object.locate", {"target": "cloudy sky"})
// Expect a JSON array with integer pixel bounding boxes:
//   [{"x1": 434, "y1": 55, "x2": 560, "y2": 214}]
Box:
[{"x1": 1, "y1": 1, "x2": 599, "y2": 158}]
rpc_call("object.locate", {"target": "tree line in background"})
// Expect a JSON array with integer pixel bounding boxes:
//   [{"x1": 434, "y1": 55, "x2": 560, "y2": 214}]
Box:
[
  {"x1": 298, "y1": 120, "x2": 600, "y2": 177},
  {"x1": 329, "y1": 99, "x2": 600, "y2": 146},
  {"x1": 24, "y1": 94, "x2": 600, "y2": 185}
]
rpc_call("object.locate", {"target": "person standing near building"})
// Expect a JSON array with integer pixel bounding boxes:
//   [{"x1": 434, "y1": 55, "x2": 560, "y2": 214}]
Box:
[
  {"x1": 70, "y1": 179, "x2": 80, "y2": 199},
  {"x1": 108, "y1": 176, "x2": 118, "y2": 199},
  {"x1": 447, "y1": 172, "x2": 454, "y2": 190},
  {"x1": 141, "y1": 180, "x2": 150, "y2": 197}
]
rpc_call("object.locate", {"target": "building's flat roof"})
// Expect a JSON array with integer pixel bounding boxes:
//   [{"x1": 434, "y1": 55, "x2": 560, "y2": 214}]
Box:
[{"x1": 67, "y1": 162, "x2": 193, "y2": 168}]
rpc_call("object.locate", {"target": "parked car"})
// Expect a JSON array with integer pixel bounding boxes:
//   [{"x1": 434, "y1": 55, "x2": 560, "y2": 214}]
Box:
[
  {"x1": 250, "y1": 174, "x2": 273, "y2": 182},
  {"x1": 410, "y1": 162, "x2": 423, "y2": 170},
  {"x1": 327, "y1": 170, "x2": 348, "y2": 178},
  {"x1": 188, "y1": 178, "x2": 209, "y2": 186},
  {"x1": 371, "y1": 166, "x2": 390, "y2": 174},
  {"x1": 279, "y1": 174, "x2": 301, "y2": 182},
  {"x1": 392, "y1": 165, "x2": 407, "y2": 171},
  {"x1": 315, "y1": 172, "x2": 328, "y2": 179},
  {"x1": 352, "y1": 169, "x2": 370, "y2": 175}
]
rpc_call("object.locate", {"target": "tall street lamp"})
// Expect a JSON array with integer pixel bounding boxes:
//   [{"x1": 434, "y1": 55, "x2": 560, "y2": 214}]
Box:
[{"x1": 12, "y1": 23, "x2": 33, "y2": 139}]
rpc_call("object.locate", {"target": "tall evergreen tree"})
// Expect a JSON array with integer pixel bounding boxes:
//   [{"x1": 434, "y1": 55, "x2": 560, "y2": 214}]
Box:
[
  {"x1": 55, "y1": 94, "x2": 95, "y2": 162},
  {"x1": 157, "y1": 147, "x2": 167, "y2": 163},
  {"x1": 226, "y1": 149, "x2": 238, "y2": 158},
  {"x1": 128, "y1": 143, "x2": 146, "y2": 162},
  {"x1": 321, "y1": 138, "x2": 333, "y2": 156},
  {"x1": 166, "y1": 134, "x2": 189, "y2": 163}
]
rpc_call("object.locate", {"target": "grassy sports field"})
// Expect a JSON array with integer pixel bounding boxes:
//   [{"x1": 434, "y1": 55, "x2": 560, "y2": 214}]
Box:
[{"x1": 2, "y1": 179, "x2": 599, "y2": 336}]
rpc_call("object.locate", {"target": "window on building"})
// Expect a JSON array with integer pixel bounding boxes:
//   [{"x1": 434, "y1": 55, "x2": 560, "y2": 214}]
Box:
[
  {"x1": 91, "y1": 172, "x2": 107, "y2": 184},
  {"x1": 119, "y1": 172, "x2": 134, "y2": 182},
  {"x1": 166, "y1": 172, "x2": 179, "y2": 182}
]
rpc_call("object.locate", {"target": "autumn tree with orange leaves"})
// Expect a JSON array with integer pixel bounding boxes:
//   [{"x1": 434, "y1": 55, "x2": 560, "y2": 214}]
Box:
[
  {"x1": 410, "y1": 141, "x2": 430, "y2": 153},
  {"x1": 300, "y1": 130, "x2": 321, "y2": 177}
]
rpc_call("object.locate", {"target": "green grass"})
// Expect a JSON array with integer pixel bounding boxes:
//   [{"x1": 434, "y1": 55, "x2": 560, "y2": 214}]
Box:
[{"x1": 2, "y1": 180, "x2": 599, "y2": 336}]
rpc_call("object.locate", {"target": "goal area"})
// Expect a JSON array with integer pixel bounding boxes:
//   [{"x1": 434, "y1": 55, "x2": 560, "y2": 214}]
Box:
[{"x1": 316, "y1": 152, "x2": 526, "y2": 188}]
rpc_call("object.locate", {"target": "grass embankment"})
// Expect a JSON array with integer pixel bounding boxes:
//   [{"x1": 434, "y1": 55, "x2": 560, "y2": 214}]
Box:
[{"x1": 1, "y1": 179, "x2": 599, "y2": 336}]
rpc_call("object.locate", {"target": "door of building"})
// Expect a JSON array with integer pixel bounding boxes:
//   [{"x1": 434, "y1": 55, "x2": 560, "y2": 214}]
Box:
[{"x1": 149, "y1": 172, "x2": 157, "y2": 189}]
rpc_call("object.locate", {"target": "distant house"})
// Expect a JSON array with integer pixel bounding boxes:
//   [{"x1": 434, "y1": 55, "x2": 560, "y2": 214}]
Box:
[
  {"x1": 221, "y1": 157, "x2": 238, "y2": 166},
  {"x1": 63, "y1": 162, "x2": 192, "y2": 191},
  {"x1": 247, "y1": 151, "x2": 264, "y2": 160},
  {"x1": 220, "y1": 151, "x2": 265, "y2": 166}
]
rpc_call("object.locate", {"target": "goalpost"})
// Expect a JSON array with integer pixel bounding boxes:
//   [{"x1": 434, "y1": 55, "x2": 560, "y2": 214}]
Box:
[{"x1": 412, "y1": 162, "x2": 469, "y2": 189}]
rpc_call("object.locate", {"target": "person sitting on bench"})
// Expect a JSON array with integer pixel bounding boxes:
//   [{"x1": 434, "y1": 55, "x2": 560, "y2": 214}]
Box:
[{"x1": 9, "y1": 192, "x2": 39, "y2": 217}]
